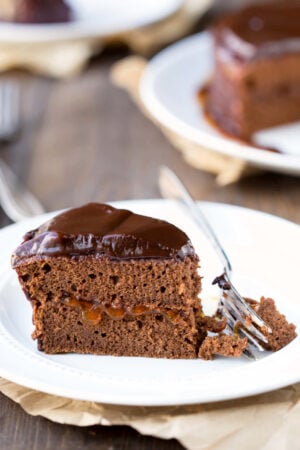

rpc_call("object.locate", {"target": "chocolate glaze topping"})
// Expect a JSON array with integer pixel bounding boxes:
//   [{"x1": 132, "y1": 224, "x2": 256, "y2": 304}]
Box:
[
  {"x1": 12, "y1": 203, "x2": 195, "y2": 265},
  {"x1": 214, "y1": 2, "x2": 300, "y2": 62}
]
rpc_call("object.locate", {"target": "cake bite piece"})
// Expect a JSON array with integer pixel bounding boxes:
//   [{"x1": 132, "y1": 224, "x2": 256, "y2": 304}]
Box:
[
  {"x1": 12, "y1": 203, "x2": 204, "y2": 359},
  {"x1": 205, "y1": 1, "x2": 300, "y2": 139},
  {"x1": 252, "y1": 297, "x2": 297, "y2": 351},
  {"x1": 198, "y1": 335, "x2": 248, "y2": 360}
]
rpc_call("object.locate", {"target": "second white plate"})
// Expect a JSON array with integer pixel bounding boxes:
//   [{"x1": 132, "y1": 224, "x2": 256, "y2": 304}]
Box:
[
  {"x1": 140, "y1": 32, "x2": 300, "y2": 176},
  {"x1": 0, "y1": 0, "x2": 183, "y2": 43}
]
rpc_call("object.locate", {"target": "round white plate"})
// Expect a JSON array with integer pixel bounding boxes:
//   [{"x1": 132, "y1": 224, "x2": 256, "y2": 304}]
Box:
[
  {"x1": 140, "y1": 32, "x2": 300, "y2": 176},
  {"x1": 0, "y1": 0, "x2": 183, "y2": 43},
  {"x1": 0, "y1": 199, "x2": 299, "y2": 406}
]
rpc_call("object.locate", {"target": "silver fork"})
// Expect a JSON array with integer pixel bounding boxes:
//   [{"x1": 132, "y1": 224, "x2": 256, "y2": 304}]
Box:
[
  {"x1": 0, "y1": 81, "x2": 45, "y2": 222},
  {"x1": 159, "y1": 165, "x2": 272, "y2": 359}
]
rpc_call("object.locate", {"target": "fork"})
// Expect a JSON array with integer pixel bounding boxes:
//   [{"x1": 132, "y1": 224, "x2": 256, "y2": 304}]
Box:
[
  {"x1": 158, "y1": 165, "x2": 272, "y2": 359},
  {"x1": 0, "y1": 81, "x2": 45, "y2": 222}
]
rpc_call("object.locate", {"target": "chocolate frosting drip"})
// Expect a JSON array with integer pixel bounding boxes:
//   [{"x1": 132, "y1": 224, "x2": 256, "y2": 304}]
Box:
[
  {"x1": 214, "y1": 2, "x2": 300, "y2": 62},
  {"x1": 12, "y1": 203, "x2": 196, "y2": 264}
]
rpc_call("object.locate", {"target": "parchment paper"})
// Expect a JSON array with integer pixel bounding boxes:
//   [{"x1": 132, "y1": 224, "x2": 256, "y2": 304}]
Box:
[{"x1": 1, "y1": 378, "x2": 299, "y2": 450}]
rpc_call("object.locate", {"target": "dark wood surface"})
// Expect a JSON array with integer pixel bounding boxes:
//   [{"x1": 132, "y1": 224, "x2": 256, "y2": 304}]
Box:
[{"x1": 1, "y1": 7, "x2": 300, "y2": 450}]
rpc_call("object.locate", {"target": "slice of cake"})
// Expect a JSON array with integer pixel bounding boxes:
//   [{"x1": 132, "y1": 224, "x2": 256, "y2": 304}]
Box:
[
  {"x1": 0, "y1": 0, "x2": 72, "y2": 24},
  {"x1": 205, "y1": 2, "x2": 300, "y2": 139},
  {"x1": 12, "y1": 203, "x2": 204, "y2": 359}
]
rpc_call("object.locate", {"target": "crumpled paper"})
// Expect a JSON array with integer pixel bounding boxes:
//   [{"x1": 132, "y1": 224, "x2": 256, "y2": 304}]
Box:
[
  {"x1": 111, "y1": 56, "x2": 260, "y2": 185},
  {"x1": 0, "y1": 40, "x2": 97, "y2": 78},
  {"x1": 0, "y1": 0, "x2": 212, "y2": 78},
  {"x1": 1, "y1": 378, "x2": 300, "y2": 450}
]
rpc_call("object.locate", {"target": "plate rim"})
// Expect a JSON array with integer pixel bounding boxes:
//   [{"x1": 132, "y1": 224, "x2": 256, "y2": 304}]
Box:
[
  {"x1": 139, "y1": 32, "x2": 300, "y2": 175},
  {"x1": 0, "y1": 198, "x2": 299, "y2": 406},
  {"x1": 0, "y1": 0, "x2": 185, "y2": 43}
]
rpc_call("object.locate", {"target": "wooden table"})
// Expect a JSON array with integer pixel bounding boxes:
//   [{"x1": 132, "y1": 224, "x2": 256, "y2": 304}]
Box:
[{"x1": 1, "y1": 8, "x2": 300, "y2": 450}]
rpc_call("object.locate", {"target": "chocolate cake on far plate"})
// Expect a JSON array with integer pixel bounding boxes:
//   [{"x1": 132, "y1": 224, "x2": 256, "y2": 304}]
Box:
[
  {"x1": 205, "y1": 1, "x2": 300, "y2": 139},
  {"x1": 12, "y1": 203, "x2": 205, "y2": 359},
  {"x1": 0, "y1": 0, "x2": 72, "y2": 24}
]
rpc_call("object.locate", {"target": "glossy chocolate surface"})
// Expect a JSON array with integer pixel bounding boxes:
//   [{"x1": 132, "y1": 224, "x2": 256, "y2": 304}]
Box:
[
  {"x1": 12, "y1": 203, "x2": 196, "y2": 263},
  {"x1": 214, "y1": 2, "x2": 300, "y2": 62}
]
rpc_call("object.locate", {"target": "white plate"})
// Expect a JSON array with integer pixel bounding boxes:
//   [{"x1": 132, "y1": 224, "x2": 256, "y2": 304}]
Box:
[
  {"x1": 0, "y1": 199, "x2": 299, "y2": 406},
  {"x1": 0, "y1": 0, "x2": 183, "y2": 43},
  {"x1": 140, "y1": 32, "x2": 300, "y2": 176}
]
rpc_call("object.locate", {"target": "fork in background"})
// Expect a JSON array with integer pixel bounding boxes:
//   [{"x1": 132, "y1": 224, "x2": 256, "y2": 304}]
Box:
[
  {"x1": 158, "y1": 165, "x2": 272, "y2": 359},
  {"x1": 0, "y1": 80, "x2": 45, "y2": 222},
  {"x1": 0, "y1": 81, "x2": 20, "y2": 142}
]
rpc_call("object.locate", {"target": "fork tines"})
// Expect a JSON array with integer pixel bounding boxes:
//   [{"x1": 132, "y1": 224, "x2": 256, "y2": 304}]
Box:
[
  {"x1": 157, "y1": 166, "x2": 273, "y2": 361},
  {"x1": 213, "y1": 273, "x2": 272, "y2": 357}
]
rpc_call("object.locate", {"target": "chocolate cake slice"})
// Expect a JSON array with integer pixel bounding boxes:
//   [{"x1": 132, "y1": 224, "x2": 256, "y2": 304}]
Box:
[
  {"x1": 205, "y1": 1, "x2": 300, "y2": 139},
  {"x1": 12, "y1": 203, "x2": 203, "y2": 359}
]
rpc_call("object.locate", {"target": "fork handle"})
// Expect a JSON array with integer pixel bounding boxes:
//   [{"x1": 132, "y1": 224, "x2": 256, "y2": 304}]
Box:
[
  {"x1": 0, "y1": 159, "x2": 45, "y2": 222},
  {"x1": 159, "y1": 166, "x2": 233, "y2": 276}
]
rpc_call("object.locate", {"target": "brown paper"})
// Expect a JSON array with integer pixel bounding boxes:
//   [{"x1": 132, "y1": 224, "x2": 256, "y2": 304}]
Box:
[
  {"x1": 108, "y1": 0, "x2": 213, "y2": 56},
  {"x1": 0, "y1": 40, "x2": 98, "y2": 78},
  {"x1": 0, "y1": 0, "x2": 212, "y2": 78},
  {"x1": 111, "y1": 56, "x2": 261, "y2": 185},
  {"x1": 1, "y1": 377, "x2": 300, "y2": 450}
]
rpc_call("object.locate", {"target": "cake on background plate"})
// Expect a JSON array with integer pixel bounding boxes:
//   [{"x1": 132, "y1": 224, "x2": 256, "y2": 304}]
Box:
[
  {"x1": 0, "y1": 0, "x2": 72, "y2": 24},
  {"x1": 204, "y1": 1, "x2": 300, "y2": 140}
]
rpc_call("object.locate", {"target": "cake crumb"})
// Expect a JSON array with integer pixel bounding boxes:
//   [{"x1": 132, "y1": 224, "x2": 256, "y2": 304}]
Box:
[
  {"x1": 198, "y1": 335, "x2": 248, "y2": 360},
  {"x1": 200, "y1": 315, "x2": 227, "y2": 333}
]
